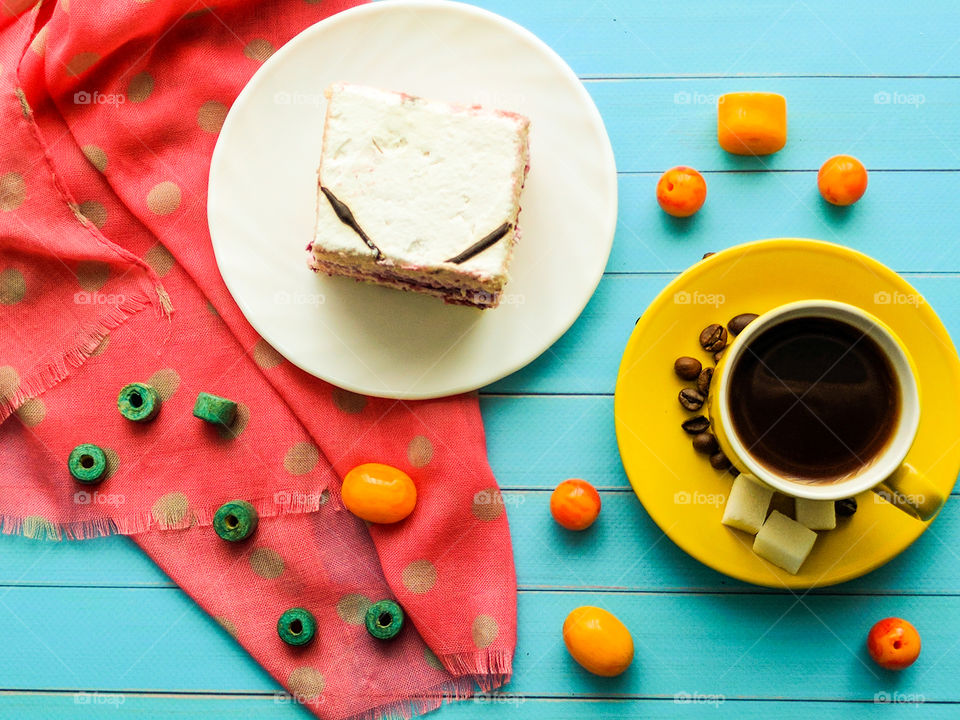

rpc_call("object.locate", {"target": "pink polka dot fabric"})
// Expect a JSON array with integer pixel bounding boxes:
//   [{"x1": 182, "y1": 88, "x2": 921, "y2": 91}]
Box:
[{"x1": 0, "y1": 2, "x2": 517, "y2": 718}]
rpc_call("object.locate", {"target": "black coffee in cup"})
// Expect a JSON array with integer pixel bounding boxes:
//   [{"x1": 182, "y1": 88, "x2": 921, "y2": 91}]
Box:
[{"x1": 729, "y1": 316, "x2": 899, "y2": 482}]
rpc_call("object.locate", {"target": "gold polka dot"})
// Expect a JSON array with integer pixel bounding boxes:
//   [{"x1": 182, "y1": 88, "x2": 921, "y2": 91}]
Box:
[
  {"x1": 252, "y1": 339, "x2": 283, "y2": 369},
  {"x1": 65, "y1": 52, "x2": 99, "y2": 77},
  {"x1": 146, "y1": 182, "x2": 181, "y2": 216},
  {"x1": 472, "y1": 488, "x2": 504, "y2": 522},
  {"x1": 15, "y1": 88, "x2": 30, "y2": 118},
  {"x1": 284, "y1": 442, "x2": 319, "y2": 475},
  {"x1": 89, "y1": 335, "x2": 109, "y2": 357},
  {"x1": 407, "y1": 435, "x2": 433, "y2": 467},
  {"x1": 243, "y1": 38, "x2": 274, "y2": 62},
  {"x1": 332, "y1": 387, "x2": 366, "y2": 414},
  {"x1": 82, "y1": 144, "x2": 107, "y2": 172},
  {"x1": 103, "y1": 448, "x2": 120, "y2": 480},
  {"x1": 401, "y1": 559, "x2": 437, "y2": 594},
  {"x1": 152, "y1": 492, "x2": 188, "y2": 525},
  {"x1": 127, "y1": 71, "x2": 154, "y2": 103},
  {"x1": 249, "y1": 547, "x2": 284, "y2": 578},
  {"x1": 0, "y1": 365, "x2": 20, "y2": 401},
  {"x1": 217, "y1": 402, "x2": 249, "y2": 440},
  {"x1": 424, "y1": 647, "x2": 444, "y2": 671},
  {"x1": 0, "y1": 172, "x2": 26, "y2": 211},
  {"x1": 15, "y1": 397, "x2": 44, "y2": 427},
  {"x1": 336, "y1": 594, "x2": 371, "y2": 625},
  {"x1": 0, "y1": 268, "x2": 25, "y2": 304},
  {"x1": 472, "y1": 614, "x2": 498, "y2": 649},
  {"x1": 60, "y1": 0, "x2": 69, "y2": 11},
  {"x1": 22, "y1": 515, "x2": 59, "y2": 541},
  {"x1": 144, "y1": 243, "x2": 175, "y2": 276},
  {"x1": 287, "y1": 667, "x2": 325, "y2": 701},
  {"x1": 78, "y1": 200, "x2": 107, "y2": 228},
  {"x1": 215, "y1": 616, "x2": 238, "y2": 638},
  {"x1": 29, "y1": 25, "x2": 47, "y2": 56},
  {"x1": 147, "y1": 368, "x2": 180, "y2": 401},
  {"x1": 197, "y1": 100, "x2": 228, "y2": 133},
  {"x1": 76, "y1": 260, "x2": 110, "y2": 291}
]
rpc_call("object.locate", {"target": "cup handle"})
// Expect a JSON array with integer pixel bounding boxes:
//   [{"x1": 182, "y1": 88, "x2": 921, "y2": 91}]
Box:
[{"x1": 872, "y1": 463, "x2": 944, "y2": 522}]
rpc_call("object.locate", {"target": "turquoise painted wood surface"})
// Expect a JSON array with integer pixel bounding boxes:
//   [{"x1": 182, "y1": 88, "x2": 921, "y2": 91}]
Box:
[{"x1": 3, "y1": 1, "x2": 959, "y2": 717}]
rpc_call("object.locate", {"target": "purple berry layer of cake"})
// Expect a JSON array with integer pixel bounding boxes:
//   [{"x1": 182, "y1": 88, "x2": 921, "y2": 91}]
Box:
[{"x1": 307, "y1": 83, "x2": 530, "y2": 309}]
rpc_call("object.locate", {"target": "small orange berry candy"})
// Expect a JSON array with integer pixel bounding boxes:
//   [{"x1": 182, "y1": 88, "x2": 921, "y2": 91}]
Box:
[
  {"x1": 550, "y1": 479, "x2": 601, "y2": 530},
  {"x1": 342, "y1": 463, "x2": 417, "y2": 524},
  {"x1": 656, "y1": 166, "x2": 707, "y2": 218},
  {"x1": 818, "y1": 154, "x2": 868, "y2": 206},
  {"x1": 717, "y1": 92, "x2": 787, "y2": 156},
  {"x1": 867, "y1": 617, "x2": 921, "y2": 670}
]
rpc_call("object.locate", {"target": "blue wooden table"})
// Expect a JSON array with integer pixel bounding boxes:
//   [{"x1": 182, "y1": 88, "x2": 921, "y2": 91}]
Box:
[{"x1": 4, "y1": 1, "x2": 960, "y2": 717}]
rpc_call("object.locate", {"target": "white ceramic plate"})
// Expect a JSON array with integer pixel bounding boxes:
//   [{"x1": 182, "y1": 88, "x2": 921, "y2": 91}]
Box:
[{"x1": 208, "y1": 0, "x2": 617, "y2": 399}]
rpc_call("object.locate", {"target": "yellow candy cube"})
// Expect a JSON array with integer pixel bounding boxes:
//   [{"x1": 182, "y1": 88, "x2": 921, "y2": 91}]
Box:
[{"x1": 717, "y1": 92, "x2": 787, "y2": 156}]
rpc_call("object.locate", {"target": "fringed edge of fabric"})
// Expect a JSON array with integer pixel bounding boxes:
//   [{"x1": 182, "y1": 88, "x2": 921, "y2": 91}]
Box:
[
  {"x1": 437, "y1": 649, "x2": 513, "y2": 692},
  {"x1": 0, "y1": 488, "x2": 335, "y2": 542},
  {"x1": 306, "y1": 654, "x2": 513, "y2": 720},
  {"x1": 0, "y1": 291, "x2": 154, "y2": 423}
]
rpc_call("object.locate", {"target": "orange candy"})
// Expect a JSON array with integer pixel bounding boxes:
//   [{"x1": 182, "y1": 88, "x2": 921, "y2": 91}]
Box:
[
  {"x1": 717, "y1": 92, "x2": 787, "y2": 156},
  {"x1": 550, "y1": 479, "x2": 601, "y2": 530},
  {"x1": 867, "y1": 617, "x2": 921, "y2": 670},
  {"x1": 818, "y1": 154, "x2": 868, "y2": 206},
  {"x1": 563, "y1": 606, "x2": 634, "y2": 677},
  {"x1": 656, "y1": 166, "x2": 707, "y2": 218},
  {"x1": 342, "y1": 463, "x2": 417, "y2": 524}
]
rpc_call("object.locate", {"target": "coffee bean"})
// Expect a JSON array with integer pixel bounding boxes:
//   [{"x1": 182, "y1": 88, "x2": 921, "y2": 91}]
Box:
[
  {"x1": 681, "y1": 415, "x2": 710, "y2": 434},
  {"x1": 727, "y1": 465, "x2": 741, "y2": 478},
  {"x1": 709, "y1": 451, "x2": 731, "y2": 470},
  {"x1": 702, "y1": 252, "x2": 716, "y2": 259},
  {"x1": 699, "y1": 323, "x2": 727, "y2": 353},
  {"x1": 713, "y1": 350, "x2": 724, "y2": 363},
  {"x1": 696, "y1": 367, "x2": 713, "y2": 394},
  {"x1": 692, "y1": 432, "x2": 719, "y2": 455},
  {"x1": 674, "y1": 356, "x2": 702, "y2": 381},
  {"x1": 835, "y1": 498, "x2": 858, "y2": 517},
  {"x1": 679, "y1": 387, "x2": 705, "y2": 411},
  {"x1": 728, "y1": 313, "x2": 759, "y2": 336}
]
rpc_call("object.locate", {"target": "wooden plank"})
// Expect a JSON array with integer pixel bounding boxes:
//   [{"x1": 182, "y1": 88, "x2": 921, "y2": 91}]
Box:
[
  {"x1": 607, "y1": 172, "x2": 960, "y2": 274},
  {"x1": 2, "y1": 401, "x2": 960, "y2": 594},
  {"x1": 485, "y1": 274, "x2": 960, "y2": 394},
  {"x1": 0, "y1": 694, "x2": 949, "y2": 719},
  {"x1": 467, "y1": 0, "x2": 960, "y2": 78},
  {"x1": 0, "y1": 587, "x2": 957, "y2": 701},
  {"x1": 585, "y1": 78, "x2": 959, "y2": 172},
  {"x1": 3, "y1": 488, "x2": 960, "y2": 594}
]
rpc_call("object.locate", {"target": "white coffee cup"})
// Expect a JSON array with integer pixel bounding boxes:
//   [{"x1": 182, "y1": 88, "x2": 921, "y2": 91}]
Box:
[{"x1": 709, "y1": 300, "x2": 941, "y2": 520}]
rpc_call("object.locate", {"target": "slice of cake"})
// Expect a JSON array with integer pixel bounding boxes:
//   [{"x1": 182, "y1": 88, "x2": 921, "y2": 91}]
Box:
[{"x1": 307, "y1": 83, "x2": 530, "y2": 309}]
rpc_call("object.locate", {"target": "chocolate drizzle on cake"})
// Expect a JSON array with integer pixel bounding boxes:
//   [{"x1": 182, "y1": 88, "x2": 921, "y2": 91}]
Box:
[
  {"x1": 320, "y1": 186, "x2": 383, "y2": 261},
  {"x1": 446, "y1": 222, "x2": 512, "y2": 264}
]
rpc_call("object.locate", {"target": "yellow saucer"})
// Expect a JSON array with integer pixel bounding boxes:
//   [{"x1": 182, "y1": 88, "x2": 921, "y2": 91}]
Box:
[{"x1": 614, "y1": 238, "x2": 960, "y2": 588}]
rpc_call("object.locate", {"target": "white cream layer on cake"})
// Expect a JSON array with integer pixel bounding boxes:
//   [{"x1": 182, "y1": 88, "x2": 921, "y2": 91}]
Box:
[{"x1": 307, "y1": 83, "x2": 530, "y2": 308}]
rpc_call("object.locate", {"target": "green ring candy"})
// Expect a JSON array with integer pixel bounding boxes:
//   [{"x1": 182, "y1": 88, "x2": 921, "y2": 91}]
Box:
[
  {"x1": 193, "y1": 391, "x2": 238, "y2": 426},
  {"x1": 213, "y1": 500, "x2": 258, "y2": 542},
  {"x1": 365, "y1": 599, "x2": 404, "y2": 640},
  {"x1": 277, "y1": 607, "x2": 316, "y2": 647},
  {"x1": 68, "y1": 444, "x2": 107, "y2": 484},
  {"x1": 117, "y1": 382, "x2": 160, "y2": 422}
]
